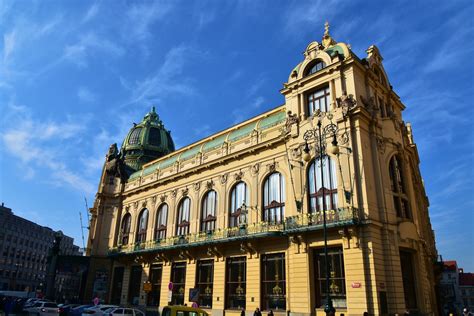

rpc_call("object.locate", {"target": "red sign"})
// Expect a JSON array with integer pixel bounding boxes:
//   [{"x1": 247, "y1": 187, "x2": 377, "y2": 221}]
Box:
[
  {"x1": 168, "y1": 282, "x2": 173, "y2": 291},
  {"x1": 351, "y1": 282, "x2": 361, "y2": 288}
]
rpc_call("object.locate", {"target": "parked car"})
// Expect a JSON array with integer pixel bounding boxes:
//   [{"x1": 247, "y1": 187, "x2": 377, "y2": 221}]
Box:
[
  {"x1": 161, "y1": 306, "x2": 209, "y2": 316},
  {"x1": 82, "y1": 305, "x2": 119, "y2": 316},
  {"x1": 23, "y1": 300, "x2": 53, "y2": 311},
  {"x1": 102, "y1": 307, "x2": 145, "y2": 316},
  {"x1": 58, "y1": 304, "x2": 80, "y2": 316},
  {"x1": 69, "y1": 305, "x2": 94, "y2": 316},
  {"x1": 24, "y1": 301, "x2": 59, "y2": 316}
]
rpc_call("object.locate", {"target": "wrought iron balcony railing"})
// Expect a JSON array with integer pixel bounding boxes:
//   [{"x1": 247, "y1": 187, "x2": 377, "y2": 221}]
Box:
[{"x1": 109, "y1": 206, "x2": 359, "y2": 256}]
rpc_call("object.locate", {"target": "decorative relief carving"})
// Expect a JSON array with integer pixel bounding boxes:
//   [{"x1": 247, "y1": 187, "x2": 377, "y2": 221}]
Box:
[
  {"x1": 152, "y1": 195, "x2": 157, "y2": 204},
  {"x1": 171, "y1": 189, "x2": 177, "y2": 198},
  {"x1": 234, "y1": 171, "x2": 244, "y2": 181},
  {"x1": 193, "y1": 182, "x2": 201, "y2": 192},
  {"x1": 267, "y1": 162, "x2": 276, "y2": 173},
  {"x1": 160, "y1": 194, "x2": 167, "y2": 203},
  {"x1": 251, "y1": 163, "x2": 260, "y2": 176},
  {"x1": 141, "y1": 200, "x2": 147, "y2": 208},
  {"x1": 291, "y1": 146, "x2": 302, "y2": 159},
  {"x1": 337, "y1": 93, "x2": 357, "y2": 117},
  {"x1": 125, "y1": 205, "x2": 130, "y2": 212},
  {"x1": 182, "y1": 188, "x2": 189, "y2": 197},
  {"x1": 220, "y1": 173, "x2": 228, "y2": 184},
  {"x1": 133, "y1": 201, "x2": 138, "y2": 209},
  {"x1": 376, "y1": 136, "x2": 386, "y2": 154},
  {"x1": 206, "y1": 180, "x2": 214, "y2": 190},
  {"x1": 285, "y1": 111, "x2": 300, "y2": 132}
]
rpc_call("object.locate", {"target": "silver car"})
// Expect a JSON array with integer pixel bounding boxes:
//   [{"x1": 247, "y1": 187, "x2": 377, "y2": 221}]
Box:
[
  {"x1": 24, "y1": 301, "x2": 59, "y2": 316},
  {"x1": 103, "y1": 308, "x2": 145, "y2": 316}
]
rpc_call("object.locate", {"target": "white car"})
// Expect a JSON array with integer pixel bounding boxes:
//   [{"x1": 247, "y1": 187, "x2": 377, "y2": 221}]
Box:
[
  {"x1": 103, "y1": 308, "x2": 145, "y2": 316},
  {"x1": 24, "y1": 301, "x2": 59, "y2": 316},
  {"x1": 82, "y1": 305, "x2": 119, "y2": 316}
]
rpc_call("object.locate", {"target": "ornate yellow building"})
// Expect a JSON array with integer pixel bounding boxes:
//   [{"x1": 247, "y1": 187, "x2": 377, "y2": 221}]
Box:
[{"x1": 86, "y1": 25, "x2": 439, "y2": 315}]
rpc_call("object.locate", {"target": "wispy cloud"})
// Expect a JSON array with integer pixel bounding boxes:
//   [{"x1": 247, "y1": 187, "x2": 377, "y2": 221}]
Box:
[
  {"x1": 77, "y1": 87, "x2": 97, "y2": 103},
  {"x1": 125, "y1": 2, "x2": 173, "y2": 42},
  {"x1": 0, "y1": 102, "x2": 95, "y2": 194},
  {"x1": 82, "y1": 2, "x2": 100, "y2": 24},
  {"x1": 64, "y1": 32, "x2": 124, "y2": 68}
]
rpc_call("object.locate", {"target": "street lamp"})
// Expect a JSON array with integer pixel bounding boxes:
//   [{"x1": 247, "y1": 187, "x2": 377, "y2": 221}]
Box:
[{"x1": 302, "y1": 115, "x2": 348, "y2": 315}]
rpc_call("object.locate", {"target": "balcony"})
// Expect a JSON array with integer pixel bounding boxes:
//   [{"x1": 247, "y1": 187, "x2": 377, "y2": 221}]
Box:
[{"x1": 109, "y1": 206, "x2": 360, "y2": 256}]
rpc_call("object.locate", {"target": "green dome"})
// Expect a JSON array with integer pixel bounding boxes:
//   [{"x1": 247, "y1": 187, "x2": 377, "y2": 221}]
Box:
[{"x1": 121, "y1": 107, "x2": 175, "y2": 171}]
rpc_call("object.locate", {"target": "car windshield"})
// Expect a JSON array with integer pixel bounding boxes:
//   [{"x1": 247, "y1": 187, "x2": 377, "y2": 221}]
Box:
[
  {"x1": 33, "y1": 303, "x2": 42, "y2": 307},
  {"x1": 45, "y1": 303, "x2": 58, "y2": 308}
]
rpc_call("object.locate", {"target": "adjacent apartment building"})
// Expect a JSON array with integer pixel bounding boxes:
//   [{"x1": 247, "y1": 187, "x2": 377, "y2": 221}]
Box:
[
  {"x1": 0, "y1": 203, "x2": 81, "y2": 293},
  {"x1": 85, "y1": 25, "x2": 439, "y2": 315}
]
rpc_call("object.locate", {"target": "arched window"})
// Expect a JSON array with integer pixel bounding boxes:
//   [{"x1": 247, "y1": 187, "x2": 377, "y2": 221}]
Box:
[
  {"x1": 155, "y1": 204, "x2": 168, "y2": 240},
  {"x1": 201, "y1": 191, "x2": 217, "y2": 232},
  {"x1": 263, "y1": 173, "x2": 285, "y2": 224},
  {"x1": 120, "y1": 213, "x2": 131, "y2": 245},
  {"x1": 389, "y1": 155, "x2": 411, "y2": 218},
  {"x1": 229, "y1": 182, "x2": 249, "y2": 227},
  {"x1": 136, "y1": 208, "x2": 149, "y2": 243},
  {"x1": 176, "y1": 198, "x2": 190, "y2": 236},
  {"x1": 128, "y1": 127, "x2": 142, "y2": 145},
  {"x1": 305, "y1": 59, "x2": 326, "y2": 76},
  {"x1": 308, "y1": 156, "x2": 338, "y2": 212}
]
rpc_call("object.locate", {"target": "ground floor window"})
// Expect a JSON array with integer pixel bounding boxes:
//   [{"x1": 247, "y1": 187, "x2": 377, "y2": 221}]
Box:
[
  {"x1": 196, "y1": 260, "x2": 214, "y2": 308},
  {"x1": 400, "y1": 250, "x2": 417, "y2": 309},
  {"x1": 147, "y1": 264, "x2": 162, "y2": 306},
  {"x1": 171, "y1": 262, "x2": 186, "y2": 305},
  {"x1": 111, "y1": 267, "x2": 124, "y2": 305},
  {"x1": 314, "y1": 247, "x2": 346, "y2": 308},
  {"x1": 261, "y1": 253, "x2": 286, "y2": 310},
  {"x1": 226, "y1": 256, "x2": 246, "y2": 309},
  {"x1": 128, "y1": 266, "x2": 143, "y2": 305}
]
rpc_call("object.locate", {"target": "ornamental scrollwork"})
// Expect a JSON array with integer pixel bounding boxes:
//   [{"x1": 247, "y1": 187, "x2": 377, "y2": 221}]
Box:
[
  {"x1": 206, "y1": 180, "x2": 214, "y2": 190},
  {"x1": 337, "y1": 93, "x2": 357, "y2": 118},
  {"x1": 285, "y1": 111, "x2": 300, "y2": 132},
  {"x1": 234, "y1": 171, "x2": 244, "y2": 181},
  {"x1": 160, "y1": 194, "x2": 167, "y2": 203},
  {"x1": 250, "y1": 163, "x2": 260, "y2": 176},
  {"x1": 193, "y1": 182, "x2": 201, "y2": 192},
  {"x1": 220, "y1": 173, "x2": 228, "y2": 184},
  {"x1": 182, "y1": 188, "x2": 189, "y2": 197}
]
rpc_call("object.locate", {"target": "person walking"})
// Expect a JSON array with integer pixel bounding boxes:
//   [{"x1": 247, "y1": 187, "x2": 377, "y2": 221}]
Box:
[{"x1": 254, "y1": 308, "x2": 262, "y2": 316}]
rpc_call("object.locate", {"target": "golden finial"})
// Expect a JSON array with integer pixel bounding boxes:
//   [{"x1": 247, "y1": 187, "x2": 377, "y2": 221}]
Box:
[
  {"x1": 322, "y1": 21, "x2": 336, "y2": 48},
  {"x1": 324, "y1": 21, "x2": 330, "y2": 36}
]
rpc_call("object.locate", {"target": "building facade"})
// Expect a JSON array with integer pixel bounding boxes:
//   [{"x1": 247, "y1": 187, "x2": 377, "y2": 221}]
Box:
[
  {"x1": 86, "y1": 26, "x2": 439, "y2": 315},
  {"x1": 0, "y1": 203, "x2": 81, "y2": 293}
]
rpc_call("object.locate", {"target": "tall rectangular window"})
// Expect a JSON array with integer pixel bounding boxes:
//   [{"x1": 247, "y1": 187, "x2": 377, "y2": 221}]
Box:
[
  {"x1": 261, "y1": 253, "x2": 286, "y2": 310},
  {"x1": 400, "y1": 250, "x2": 417, "y2": 309},
  {"x1": 147, "y1": 264, "x2": 162, "y2": 306},
  {"x1": 196, "y1": 260, "x2": 214, "y2": 308},
  {"x1": 226, "y1": 257, "x2": 246, "y2": 309},
  {"x1": 128, "y1": 266, "x2": 142, "y2": 305},
  {"x1": 171, "y1": 262, "x2": 186, "y2": 305},
  {"x1": 307, "y1": 86, "x2": 330, "y2": 115},
  {"x1": 314, "y1": 247, "x2": 346, "y2": 308}
]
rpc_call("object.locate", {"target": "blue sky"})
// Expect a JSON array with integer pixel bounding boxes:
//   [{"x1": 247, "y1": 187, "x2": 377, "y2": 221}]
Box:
[{"x1": 0, "y1": 0, "x2": 473, "y2": 270}]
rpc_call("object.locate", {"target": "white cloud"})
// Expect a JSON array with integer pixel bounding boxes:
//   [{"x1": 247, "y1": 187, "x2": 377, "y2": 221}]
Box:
[
  {"x1": 0, "y1": 103, "x2": 95, "y2": 194},
  {"x1": 252, "y1": 96, "x2": 265, "y2": 109},
  {"x1": 125, "y1": 2, "x2": 173, "y2": 41},
  {"x1": 82, "y1": 3, "x2": 100, "y2": 24},
  {"x1": 3, "y1": 31, "x2": 16, "y2": 64},
  {"x1": 64, "y1": 33, "x2": 124, "y2": 68},
  {"x1": 78, "y1": 87, "x2": 97, "y2": 103}
]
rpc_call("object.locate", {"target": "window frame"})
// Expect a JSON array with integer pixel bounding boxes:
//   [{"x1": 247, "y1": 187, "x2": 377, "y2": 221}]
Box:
[
  {"x1": 226, "y1": 256, "x2": 246, "y2": 310},
  {"x1": 120, "y1": 213, "x2": 131, "y2": 245},
  {"x1": 313, "y1": 247, "x2": 346, "y2": 308},
  {"x1": 307, "y1": 156, "x2": 338, "y2": 212},
  {"x1": 171, "y1": 262, "x2": 186, "y2": 305},
  {"x1": 229, "y1": 182, "x2": 249, "y2": 228},
  {"x1": 261, "y1": 253, "x2": 286, "y2": 311},
  {"x1": 196, "y1": 259, "x2": 214, "y2": 308},
  {"x1": 263, "y1": 172, "x2": 286, "y2": 224},
  {"x1": 389, "y1": 155, "x2": 411, "y2": 219},
  {"x1": 176, "y1": 198, "x2": 191, "y2": 236},
  {"x1": 307, "y1": 86, "x2": 331, "y2": 115},
  {"x1": 304, "y1": 59, "x2": 326, "y2": 77},
  {"x1": 155, "y1": 204, "x2": 168, "y2": 240},
  {"x1": 201, "y1": 191, "x2": 217, "y2": 232},
  {"x1": 136, "y1": 208, "x2": 149, "y2": 244}
]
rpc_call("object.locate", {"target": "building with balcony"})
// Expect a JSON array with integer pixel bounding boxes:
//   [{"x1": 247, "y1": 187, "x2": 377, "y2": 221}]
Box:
[{"x1": 85, "y1": 25, "x2": 439, "y2": 315}]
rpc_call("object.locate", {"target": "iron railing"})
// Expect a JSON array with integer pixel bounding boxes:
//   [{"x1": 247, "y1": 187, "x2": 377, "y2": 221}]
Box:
[{"x1": 109, "y1": 206, "x2": 359, "y2": 255}]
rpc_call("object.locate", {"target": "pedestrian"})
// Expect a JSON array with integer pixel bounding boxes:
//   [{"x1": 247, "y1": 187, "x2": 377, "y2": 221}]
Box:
[
  {"x1": 241, "y1": 308, "x2": 245, "y2": 316},
  {"x1": 268, "y1": 310, "x2": 274, "y2": 316},
  {"x1": 93, "y1": 295, "x2": 99, "y2": 306},
  {"x1": 463, "y1": 308, "x2": 473, "y2": 316},
  {"x1": 254, "y1": 308, "x2": 262, "y2": 316}
]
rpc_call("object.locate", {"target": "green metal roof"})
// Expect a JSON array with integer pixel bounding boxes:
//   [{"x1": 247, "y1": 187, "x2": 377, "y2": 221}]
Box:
[
  {"x1": 258, "y1": 110, "x2": 286, "y2": 130},
  {"x1": 159, "y1": 155, "x2": 178, "y2": 169},
  {"x1": 228, "y1": 121, "x2": 257, "y2": 142},
  {"x1": 202, "y1": 134, "x2": 227, "y2": 153},
  {"x1": 179, "y1": 145, "x2": 202, "y2": 161},
  {"x1": 325, "y1": 44, "x2": 344, "y2": 58}
]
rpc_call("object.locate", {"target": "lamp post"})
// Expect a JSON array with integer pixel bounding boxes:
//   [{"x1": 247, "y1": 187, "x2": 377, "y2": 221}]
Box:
[{"x1": 302, "y1": 114, "x2": 348, "y2": 316}]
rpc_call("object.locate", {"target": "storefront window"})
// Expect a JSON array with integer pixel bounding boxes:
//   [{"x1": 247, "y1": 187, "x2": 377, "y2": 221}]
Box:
[
  {"x1": 226, "y1": 257, "x2": 246, "y2": 309},
  {"x1": 147, "y1": 264, "x2": 162, "y2": 306},
  {"x1": 261, "y1": 253, "x2": 286, "y2": 310},
  {"x1": 314, "y1": 247, "x2": 346, "y2": 308},
  {"x1": 196, "y1": 260, "x2": 214, "y2": 308},
  {"x1": 171, "y1": 262, "x2": 186, "y2": 305}
]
